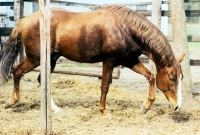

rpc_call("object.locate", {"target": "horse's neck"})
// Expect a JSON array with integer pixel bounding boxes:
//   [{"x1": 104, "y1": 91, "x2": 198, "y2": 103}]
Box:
[
  {"x1": 142, "y1": 42, "x2": 175, "y2": 70},
  {"x1": 142, "y1": 50, "x2": 157, "y2": 65},
  {"x1": 128, "y1": 17, "x2": 174, "y2": 68}
]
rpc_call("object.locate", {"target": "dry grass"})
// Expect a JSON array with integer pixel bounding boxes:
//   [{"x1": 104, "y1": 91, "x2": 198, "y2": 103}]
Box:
[{"x1": 0, "y1": 72, "x2": 200, "y2": 135}]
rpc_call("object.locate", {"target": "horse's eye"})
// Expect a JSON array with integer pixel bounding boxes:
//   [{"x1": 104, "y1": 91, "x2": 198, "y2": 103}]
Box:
[{"x1": 169, "y1": 78, "x2": 176, "y2": 82}]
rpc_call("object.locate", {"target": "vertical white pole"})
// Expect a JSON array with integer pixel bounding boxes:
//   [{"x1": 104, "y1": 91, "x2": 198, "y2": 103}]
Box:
[
  {"x1": 14, "y1": 0, "x2": 24, "y2": 65},
  {"x1": 161, "y1": 2, "x2": 168, "y2": 35},
  {"x1": 151, "y1": 0, "x2": 161, "y2": 29},
  {"x1": 39, "y1": 0, "x2": 51, "y2": 134},
  {"x1": 149, "y1": 0, "x2": 161, "y2": 88}
]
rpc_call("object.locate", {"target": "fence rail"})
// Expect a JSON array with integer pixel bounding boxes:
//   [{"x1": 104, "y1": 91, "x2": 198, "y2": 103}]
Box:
[
  {"x1": 0, "y1": 27, "x2": 12, "y2": 36},
  {"x1": 1, "y1": 28, "x2": 200, "y2": 42}
]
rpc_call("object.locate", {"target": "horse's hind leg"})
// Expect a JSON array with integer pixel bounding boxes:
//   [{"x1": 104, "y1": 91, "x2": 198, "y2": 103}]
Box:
[
  {"x1": 130, "y1": 61, "x2": 156, "y2": 114},
  {"x1": 5, "y1": 58, "x2": 40, "y2": 109},
  {"x1": 37, "y1": 53, "x2": 60, "y2": 83},
  {"x1": 37, "y1": 53, "x2": 61, "y2": 113}
]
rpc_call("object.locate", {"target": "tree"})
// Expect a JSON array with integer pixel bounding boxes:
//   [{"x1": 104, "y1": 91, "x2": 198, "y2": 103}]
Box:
[{"x1": 169, "y1": 0, "x2": 193, "y2": 100}]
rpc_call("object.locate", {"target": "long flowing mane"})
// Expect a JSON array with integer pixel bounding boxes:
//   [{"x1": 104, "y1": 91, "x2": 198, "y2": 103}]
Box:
[{"x1": 102, "y1": 5, "x2": 175, "y2": 67}]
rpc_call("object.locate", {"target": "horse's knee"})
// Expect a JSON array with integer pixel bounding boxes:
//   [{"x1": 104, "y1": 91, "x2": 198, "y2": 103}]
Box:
[
  {"x1": 149, "y1": 73, "x2": 155, "y2": 84},
  {"x1": 12, "y1": 68, "x2": 23, "y2": 81},
  {"x1": 101, "y1": 84, "x2": 109, "y2": 93}
]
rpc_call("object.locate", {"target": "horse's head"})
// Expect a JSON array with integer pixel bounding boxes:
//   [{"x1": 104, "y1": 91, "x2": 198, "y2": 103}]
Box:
[{"x1": 156, "y1": 54, "x2": 185, "y2": 111}]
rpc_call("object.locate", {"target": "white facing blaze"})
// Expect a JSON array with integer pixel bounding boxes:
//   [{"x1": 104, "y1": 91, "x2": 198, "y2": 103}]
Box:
[{"x1": 177, "y1": 74, "x2": 182, "y2": 110}]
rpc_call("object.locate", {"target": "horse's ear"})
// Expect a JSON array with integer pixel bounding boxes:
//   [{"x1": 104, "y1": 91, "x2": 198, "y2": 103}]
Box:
[
  {"x1": 177, "y1": 54, "x2": 185, "y2": 63},
  {"x1": 164, "y1": 55, "x2": 173, "y2": 67}
]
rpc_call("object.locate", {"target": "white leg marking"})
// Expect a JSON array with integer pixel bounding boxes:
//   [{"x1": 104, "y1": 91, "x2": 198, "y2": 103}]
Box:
[
  {"x1": 177, "y1": 74, "x2": 182, "y2": 110},
  {"x1": 51, "y1": 97, "x2": 62, "y2": 114}
]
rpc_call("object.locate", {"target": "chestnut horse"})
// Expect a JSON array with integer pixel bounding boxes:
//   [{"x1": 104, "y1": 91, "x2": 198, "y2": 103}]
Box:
[{"x1": 0, "y1": 5, "x2": 184, "y2": 115}]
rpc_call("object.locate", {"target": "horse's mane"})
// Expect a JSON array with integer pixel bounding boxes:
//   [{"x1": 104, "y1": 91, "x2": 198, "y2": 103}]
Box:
[{"x1": 101, "y1": 5, "x2": 175, "y2": 67}]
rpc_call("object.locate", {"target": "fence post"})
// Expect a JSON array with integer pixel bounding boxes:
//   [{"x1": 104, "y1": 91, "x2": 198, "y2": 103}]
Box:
[
  {"x1": 39, "y1": 0, "x2": 52, "y2": 134},
  {"x1": 149, "y1": 0, "x2": 161, "y2": 90},
  {"x1": 169, "y1": 0, "x2": 192, "y2": 96},
  {"x1": 14, "y1": 0, "x2": 24, "y2": 64}
]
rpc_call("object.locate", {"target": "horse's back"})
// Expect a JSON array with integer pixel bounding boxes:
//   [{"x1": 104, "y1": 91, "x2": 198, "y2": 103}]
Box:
[
  {"x1": 20, "y1": 9, "x2": 73, "y2": 56},
  {"x1": 52, "y1": 9, "x2": 123, "y2": 62},
  {"x1": 20, "y1": 6, "x2": 139, "y2": 63}
]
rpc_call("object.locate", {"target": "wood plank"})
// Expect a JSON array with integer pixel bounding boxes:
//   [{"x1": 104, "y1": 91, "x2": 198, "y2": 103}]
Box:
[
  {"x1": 0, "y1": 2, "x2": 14, "y2": 6},
  {"x1": 0, "y1": 13, "x2": 7, "y2": 17},
  {"x1": 185, "y1": 10, "x2": 200, "y2": 17},
  {"x1": 7, "y1": 10, "x2": 200, "y2": 20},
  {"x1": 23, "y1": 0, "x2": 200, "y2": 3},
  {"x1": 34, "y1": 67, "x2": 121, "y2": 79},
  {"x1": 65, "y1": 1, "x2": 100, "y2": 7},
  {"x1": 190, "y1": 60, "x2": 200, "y2": 66},
  {"x1": 162, "y1": 0, "x2": 200, "y2": 4},
  {"x1": 104, "y1": 2, "x2": 152, "y2": 6},
  {"x1": 138, "y1": 10, "x2": 200, "y2": 17},
  {"x1": 14, "y1": 0, "x2": 24, "y2": 22},
  {"x1": 39, "y1": 0, "x2": 52, "y2": 134},
  {"x1": 167, "y1": 35, "x2": 200, "y2": 42},
  {"x1": 0, "y1": 27, "x2": 13, "y2": 36},
  {"x1": 137, "y1": 10, "x2": 169, "y2": 17},
  {"x1": 183, "y1": 0, "x2": 200, "y2": 3},
  {"x1": 14, "y1": 0, "x2": 25, "y2": 65},
  {"x1": 149, "y1": 0, "x2": 161, "y2": 90}
]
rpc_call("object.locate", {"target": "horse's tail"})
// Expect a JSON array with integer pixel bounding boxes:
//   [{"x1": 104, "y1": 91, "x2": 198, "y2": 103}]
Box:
[{"x1": 0, "y1": 19, "x2": 23, "y2": 86}]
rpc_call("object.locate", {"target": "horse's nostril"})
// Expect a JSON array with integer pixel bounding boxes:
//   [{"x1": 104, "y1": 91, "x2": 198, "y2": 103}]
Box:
[{"x1": 174, "y1": 106, "x2": 179, "y2": 111}]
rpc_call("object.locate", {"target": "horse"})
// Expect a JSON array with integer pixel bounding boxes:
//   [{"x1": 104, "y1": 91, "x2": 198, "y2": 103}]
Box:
[{"x1": 0, "y1": 5, "x2": 184, "y2": 116}]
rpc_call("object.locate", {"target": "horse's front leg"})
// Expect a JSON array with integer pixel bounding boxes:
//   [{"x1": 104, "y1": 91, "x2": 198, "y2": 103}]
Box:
[
  {"x1": 99, "y1": 61, "x2": 114, "y2": 116},
  {"x1": 130, "y1": 61, "x2": 156, "y2": 114}
]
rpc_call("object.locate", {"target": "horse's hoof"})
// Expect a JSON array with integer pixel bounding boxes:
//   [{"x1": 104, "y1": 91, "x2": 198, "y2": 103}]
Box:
[
  {"x1": 102, "y1": 110, "x2": 111, "y2": 118},
  {"x1": 103, "y1": 114, "x2": 112, "y2": 119},
  {"x1": 141, "y1": 103, "x2": 149, "y2": 114},
  {"x1": 102, "y1": 111, "x2": 112, "y2": 119},
  {"x1": 5, "y1": 99, "x2": 12, "y2": 109},
  {"x1": 53, "y1": 108, "x2": 62, "y2": 114},
  {"x1": 5, "y1": 98, "x2": 12, "y2": 109}
]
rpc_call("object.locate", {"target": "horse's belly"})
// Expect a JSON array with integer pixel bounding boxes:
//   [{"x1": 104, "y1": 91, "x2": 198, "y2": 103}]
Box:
[
  {"x1": 62, "y1": 53, "x2": 101, "y2": 63},
  {"x1": 59, "y1": 44, "x2": 102, "y2": 63},
  {"x1": 58, "y1": 33, "x2": 102, "y2": 63}
]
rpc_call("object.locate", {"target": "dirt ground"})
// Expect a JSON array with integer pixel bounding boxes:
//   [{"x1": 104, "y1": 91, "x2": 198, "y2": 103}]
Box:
[{"x1": 0, "y1": 71, "x2": 200, "y2": 135}]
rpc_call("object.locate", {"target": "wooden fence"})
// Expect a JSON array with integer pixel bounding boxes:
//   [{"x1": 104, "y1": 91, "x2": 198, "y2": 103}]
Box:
[
  {"x1": 0, "y1": 0, "x2": 200, "y2": 66},
  {"x1": 1, "y1": 0, "x2": 200, "y2": 41}
]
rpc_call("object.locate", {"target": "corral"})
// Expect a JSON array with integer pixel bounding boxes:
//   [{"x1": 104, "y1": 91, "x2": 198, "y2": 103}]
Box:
[
  {"x1": 0, "y1": 0, "x2": 200, "y2": 135},
  {"x1": 1, "y1": 71, "x2": 200, "y2": 134}
]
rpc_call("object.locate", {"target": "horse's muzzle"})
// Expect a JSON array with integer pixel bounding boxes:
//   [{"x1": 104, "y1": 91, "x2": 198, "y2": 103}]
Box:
[{"x1": 174, "y1": 106, "x2": 181, "y2": 111}]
